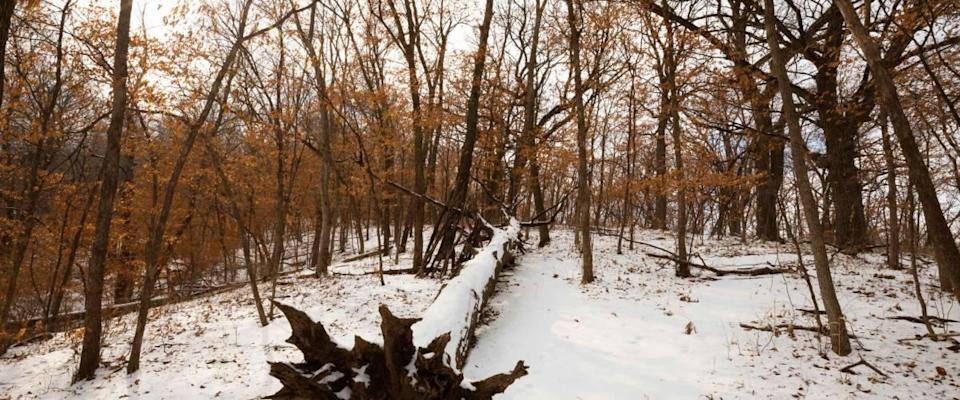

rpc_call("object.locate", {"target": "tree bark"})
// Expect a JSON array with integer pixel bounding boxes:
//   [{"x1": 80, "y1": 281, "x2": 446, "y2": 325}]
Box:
[
  {"x1": 425, "y1": 0, "x2": 495, "y2": 270},
  {"x1": 514, "y1": 0, "x2": 549, "y2": 247},
  {"x1": 730, "y1": 0, "x2": 781, "y2": 241},
  {"x1": 294, "y1": 5, "x2": 336, "y2": 277},
  {"x1": 836, "y1": 0, "x2": 960, "y2": 297},
  {"x1": 653, "y1": 96, "x2": 668, "y2": 230},
  {"x1": 127, "y1": 0, "x2": 268, "y2": 373},
  {"x1": 812, "y1": 13, "x2": 866, "y2": 250},
  {"x1": 879, "y1": 111, "x2": 900, "y2": 269},
  {"x1": 75, "y1": 0, "x2": 133, "y2": 382},
  {"x1": 0, "y1": 0, "x2": 16, "y2": 109},
  {"x1": 565, "y1": 0, "x2": 593, "y2": 284},
  {"x1": 662, "y1": 3, "x2": 688, "y2": 277},
  {"x1": 764, "y1": 0, "x2": 851, "y2": 355}
]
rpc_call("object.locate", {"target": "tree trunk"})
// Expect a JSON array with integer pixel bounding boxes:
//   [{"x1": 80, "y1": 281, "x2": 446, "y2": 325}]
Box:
[
  {"x1": 530, "y1": 157, "x2": 550, "y2": 247},
  {"x1": 836, "y1": 0, "x2": 960, "y2": 297},
  {"x1": 764, "y1": 0, "x2": 851, "y2": 355},
  {"x1": 663, "y1": 5, "x2": 688, "y2": 277},
  {"x1": 812, "y1": 14, "x2": 866, "y2": 251},
  {"x1": 517, "y1": 0, "x2": 549, "y2": 247},
  {"x1": 565, "y1": 0, "x2": 593, "y2": 284},
  {"x1": 0, "y1": 0, "x2": 16, "y2": 109},
  {"x1": 48, "y1": 185, "x2": 97, "y2": 322},
  {"x1": 200, "y1": 116, "x2": 269, "y2": 327},
  {"x1": 425, "y1": 0, "x2": 495, "y2": 270},
  {"x1": 653, "y1": 96, "x2": 668, "y2": 230},
  {"x1": 293, "y1": 6, "x2": 335, "y2": 276},
  {"x1": 127, "y1": 0, "x2": 257, "y2": 374},
  {"x1": 730, "y1": 0, "x2": 782, "y2": 241},
  {"x1": 75, "y1": 0, "x2": 133, "y2": 382},
  {"x1": 880, "y1": 111, "x2": 900, "y2": 269}
]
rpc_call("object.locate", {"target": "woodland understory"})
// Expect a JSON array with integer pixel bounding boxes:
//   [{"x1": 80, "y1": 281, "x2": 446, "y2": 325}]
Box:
[{"x1": 1, "y1": 0, "x2": 960, "y2": 398}]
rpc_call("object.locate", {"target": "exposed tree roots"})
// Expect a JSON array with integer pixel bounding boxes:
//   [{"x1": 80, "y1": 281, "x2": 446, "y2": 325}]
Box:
[{"x1": 268, "y1": 302, "x2": 527, "y2": 399}]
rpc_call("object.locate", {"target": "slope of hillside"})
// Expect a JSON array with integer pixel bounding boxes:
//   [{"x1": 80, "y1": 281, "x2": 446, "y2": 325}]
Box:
[{"x1": 0, "y1": 257, "x2": 439, "y2": 399}]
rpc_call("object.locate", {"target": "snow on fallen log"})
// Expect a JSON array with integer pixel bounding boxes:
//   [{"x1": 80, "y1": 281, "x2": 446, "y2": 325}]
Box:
[
  {"x1": 265, "y1": 219, "x2": 526, "y2": 399},
  {"x1": 413, "y1": 218, "x2": 520, "y2": 370}
]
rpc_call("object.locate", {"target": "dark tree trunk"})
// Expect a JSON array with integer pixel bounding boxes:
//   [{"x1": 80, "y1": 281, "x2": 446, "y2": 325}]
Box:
[
  {"x1": 836, "y1": 0, "x2": 960, "y2": 296},
  {"x1": 127, "y1": 0, "x2": 259, "y2": 373},
  {"x1": 764, "y1": 0, "x2": 852, "y2": 356},
  {"x1": 653, "y1": 98, "x2": 668, "y2": 230},
  {"x1": 426, "y1": 0, "x2": 495, "y2": 270},
  {"x1": 565, "y1": 0, "x2": 594, "y2": 284},
  {"x1": 812, "y1": 14, "x2": 866, "y2": 250},
  {"x1": 730, "y1": 0, "x2": 782, "y2": 242},
  {"x1": 75, "y1": 0, "x2": 133, "y2": 382},
  {"x1": 0, "y1": 0, "x2": 16, "y2": 109},
  {"x1": 880, "y1": 111, "x2": 900, "y2": 269}
]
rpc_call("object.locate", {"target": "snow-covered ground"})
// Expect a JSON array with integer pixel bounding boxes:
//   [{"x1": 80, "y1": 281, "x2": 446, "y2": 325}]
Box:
[
  {"x1": 0, "y1": 256, "x2": 439, "y2": 399},
  {"x1": 2, "y1": 228, "x2": 958, "y2": 399},
  {"x1": 464, "y1": 230, "x2": 960, "y2": 399}
]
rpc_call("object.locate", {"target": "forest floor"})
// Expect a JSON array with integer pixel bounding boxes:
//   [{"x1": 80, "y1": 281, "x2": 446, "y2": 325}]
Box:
[
  {"x1": 1, "y1": 228, "x2": 958, "y2": 399},
  {"x1": 0, "y1": 249, "x2": 439, "y2": 399},
  {"x1": 465, "y1": 230, "x2": 960, "y2": 399}
]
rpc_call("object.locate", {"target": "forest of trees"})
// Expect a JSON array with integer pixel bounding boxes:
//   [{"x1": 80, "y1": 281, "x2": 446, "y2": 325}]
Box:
[{"x1": 0, "y1": 0, "x2": 958, "y2": 389}]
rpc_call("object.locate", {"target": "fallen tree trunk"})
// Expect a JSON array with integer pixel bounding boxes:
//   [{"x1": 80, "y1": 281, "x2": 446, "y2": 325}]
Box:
[
  {"x1": 886, "y1": 315, "x2": 958, "y2": 326},
  {"x1": 739, "y1": 322, "x2": 858, "y2": 339},
  {"x1": 413, "y1": 219, "x2": 519, "y2": 369},
  {"x1": 268, "y1": 220, "x2": 526, "y2": 399},
  {"x1": 645, "y1": 252, "x2": 786, "y2": 277},
  {"x1": 341, "y1": 248, "x2": 390, "y2": 263}
]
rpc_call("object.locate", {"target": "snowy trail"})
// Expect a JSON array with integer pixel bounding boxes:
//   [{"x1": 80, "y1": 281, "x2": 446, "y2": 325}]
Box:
[
  {"x1": 463, "y1": 235, "x2": 730, "y2": 399},
  {"x1": 464, "y1": 231, "x2": 960, "y2": 399}
]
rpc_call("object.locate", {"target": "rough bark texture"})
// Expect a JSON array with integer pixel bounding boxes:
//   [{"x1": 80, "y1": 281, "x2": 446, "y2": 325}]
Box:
[
  {"x1": 565, "y1": 0, "x2": 594, "y2": 284},
  {"x1": 0, "y1": 0, "x2": 16, "y2": 109},
  {"x1": 812, "y1": 12, "x2": 866, "y2": 251},
  {"x1": 426, "y1": 0, "x2": 495, "y2": 271},
  {"x1": 75, "y1": 0, "x2": 133, "y2": 382},
  {"x1": 764, "y1": 0, "x2": 851, "y2": 356},
  {"x1": 835, "y1": 0, "x2": 960, "y2": 297}
]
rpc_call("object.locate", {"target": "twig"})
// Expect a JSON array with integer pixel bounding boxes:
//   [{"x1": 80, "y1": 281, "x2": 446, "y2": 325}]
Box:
[
  {"x1": 840, "y1": 358, "x2": 889, "y2": 378},
  {"x1": 886, "y1": 315, "x2": 957, "y2": 326}
]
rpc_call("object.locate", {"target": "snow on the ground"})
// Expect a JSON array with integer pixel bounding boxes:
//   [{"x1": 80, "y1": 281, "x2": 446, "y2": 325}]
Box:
[
  {"x1": 0, "y1": 260, "x2": 439, "y2": 399},
  {"x1": 3, "y1": 227, "x2": 959, "y2": 399},
  {"x1": 464, "y1": 229, "x2": 960, "y2": 399}
]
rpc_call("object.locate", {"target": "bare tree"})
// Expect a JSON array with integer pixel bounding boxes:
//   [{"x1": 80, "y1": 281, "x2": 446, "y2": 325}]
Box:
[
  {"x1": 565, "y1": 0, "x2": 593, "y2": 284},
  {"x1": 763, "y1": 0, "x2": 851, "y2": 356},
  {"x1": 75, "y1": 0, "x2": 132, "y2": 381},
  {"x1": 836, "y1": 0, "x2": 960, "y2": 296},
  {"x1": 127, "y1": 0, "x2": 316, "y2": 373}
]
